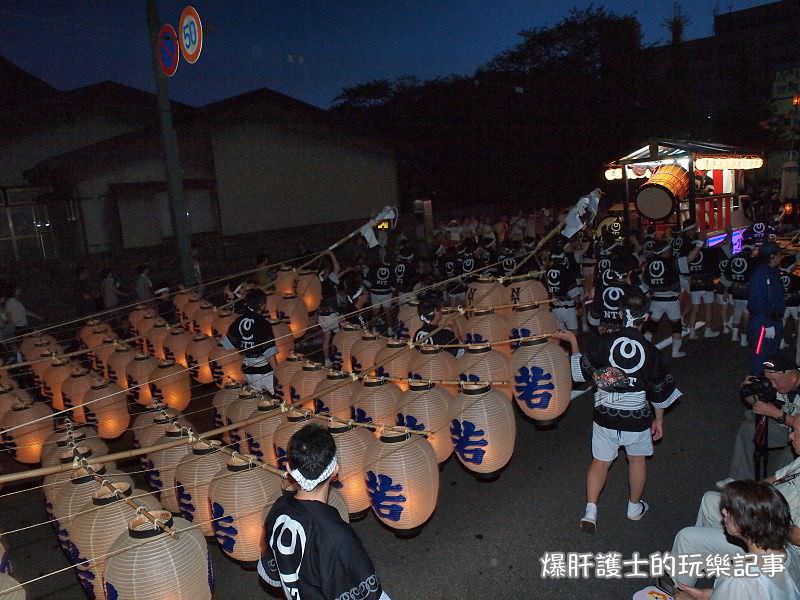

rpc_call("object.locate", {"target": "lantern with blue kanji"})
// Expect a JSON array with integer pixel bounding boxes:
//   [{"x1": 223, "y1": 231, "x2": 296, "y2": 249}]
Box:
[
  {"x1": 42, "y1": 357, "x2": 74, "y2": 411},
  {"x1": 272, "y1": 411, "x2": 313, "y2": 470},
  {"x1": 145, "y1": 319, "x2": 171, "y2": 360},
  {"x1": 211, "y1": 309, "x2": 238, "y2": 338},
  {"x1": 81, "y1": 381, "x2": 130, "y2": 440},
  {"x1": 407, "y1": 346, "x2": 458, "y2": 395},
  {"x1": 61, "y1": 367, "x2": 99, "y2": 424},
  {"x1": 243, "y1": 398, "x2": 284, "y2": 466},
  {"x1": 106, "y1": 345, "x2": 135, "y2": 388},
  {"x1": 193, "y1": 302, "x2": 216, "y2": 337},
  {"x1": 275, "y1": 293, "x2": 309, "y2": 340},
  {"x1": 312, "y1": 371, "x2": 354, "y2": 419},
  {"x1": 288, "y1": 361, "x2": 326, "y2": 411},
  {"x1": 396, "y1": 381, "x2": 452, "y2": 463},
  {"x1": 208, "y1": 338, "x2": 245, "y2": 388},
  {"x1": 212, "y1": 381, "x2": 243, "y2": 443},
  {"x1": 510, "y1": 337, "x2": 572, "y2": 424},
  {"x1": 133, "y1": 312, "x2": 158, "y2": 348},
  {"x1": 225, "y1": 388, "x2": 262, "y2": 453},
  {"x1": 373, "y1": 339, "x2": 413, "y2": 391},
  {"x1": 182, "y1": 295, "x2": 202, "y2": 332},
  {"x1": 0, "y1": 399, "x2": 53, "y2": 464},
  {"x1": 273, "y1": 352, "x2": 304, "y2": 402},
  {"x1": 455, "y1": 344, "x2": 512, "y2": 399},
  {"x1": 270, "y1": 318, "x2": 295, "y2": 363},
  {"x1": 458, "y1": 309, "x2": 511, "y2": 357},
  {"x1": 465, "y1": 276, "x2": 505, "y2": 312},
  {"x1": 164, "y1": 328, "x2": 192, "y2": 368},
  {"x1": 349, "y1": 333, "x2": 385, "y2": 375},
  {"x1": 394, "y1": 300, "x2": 422, "y2": 340},
  {"x1": 330, "y1": 423, "x2": 376, "y2": 518},
  {"x1": 185, "y1": 334, "x2": 216, "y2": 384},
  {"x1": 504, "y1": 275, "x2": 549, "y2": 313},
  {"x1": 351, "y1": 376, "x2": 401, "y2": 432},
  {"x1": 330, "y1": 323, "x2": 363, "y2": 371},
  {"x1": 507, "y1": 303, "x2": 556, "y2": 350},
  {"x1": 148, "y1": 425, "x2": 192, "y2": 512},
  {"x1": 125, "y1": 354, "x2": 158, "y2": 406},
  {"x1": 174, "y1": 441, "x2": 229, "y2": 536},
  {"x1": 149, "y1": 360, "x2": 191, "y2": 411}
]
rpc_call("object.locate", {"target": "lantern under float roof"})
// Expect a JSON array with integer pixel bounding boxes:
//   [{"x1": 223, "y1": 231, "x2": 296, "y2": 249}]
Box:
[
  {"x1": 103, "y1": 511, "x2": 212, "y2": 600},
  {"x1": 296, "y1": 269, "x2": 322, "y2": 313},
  {"x1": 145, "y1": 318, "x2": 171, "y2": 360},
  {"x1": 82, "y1": 380, "x2": 130, "y2": 440},
  {"x1": 395, "y1": 301, "x2": 422, "y2": 340},
  {"x1": 174, "y1": 440, "x2": 229, "y2": 536},
  {"x1": 61, "y1": 367, "x2": 100, "y2": 424},
  {"x1": 329, "y1": 423, "x2": 376, "y2": 517},
  {"x1": 106, "y1": 344, "x2": 136, "y2": 387},
  {"x1": 312, "y1": 370, "x2": 354, "y2": 419},
  {"x1": 208, "y1": 455, "x2": 283, "y2": 563},
  {"x1": 272, "y1": 410, "x2": 313, "y2": 470},
  {"x1": 209, "y1": 338, "x2": 245, "y2": 389},
  {"x1": 364, "y1": 430, "x2": 439, "y2": 531},
  {"x1": 185, "y1": 334, "x2": 216, "y2": 385},
  {"x1": 397, "y1": 381, "x2": 452, "y2": 463},
  {"x1": 456, "y1": 344, "x2": 512, "y2": 399},
  {"x1": 225, "y1": 388, "x2": 262, "y2": 453},
  {"x1": 351, "y1": 376, "x2": 401, "y2": 432},
  {"x1": 407, "y1": 345, "x2": 458, "y2": 395},
  {"x1": 275, "y1": 293, "x2": 309, "y2": 340},
  {"x1": 269, "y1": 318, "x2": 295, "y2": 363},
  {"x1": 126, "y1": 353, "x2": 158, "y2": 406},
  {"x1": 274, "y1": 264, "x2": 297, "y2": 295},
  {"x1": 0, "y1": 574, "x2": 25, "y2": 600},
  {"x1": 458, "y1": 309, "x2": 510, "y2": 356},
  {"x1": 288, "y1": 361, "x2": 326, "y2": 411},
  {"x1": 273, "y1": 352, "x2": 304, "y2": 403},
  {"x1": 373, "y1": 339, "x2": 413, "y2": 391},
  {"x1": 465, "y1": 275, "x2": 505, "y2": 312},
  {"x1": 510, "y1": 337, "x2": 572, "y2": 424},
  {"x1": 244, "y1": 398, "x2": 284, "y2": 467},
  {"x1": 0, "y1": 399, "x2": 53, "y2": 464},
  {"x1": 148, "y1": 425, "x2": 193, "y2": 513},
  {"x1": 164, "y1": 327, "x2": 192, "y2": 368},
  {"x1": 211, "y1": 380, "x2": 244, "y2": 442},
  {"x1": 149, "y1": 359, "x2": 191, "y2": 412},
  {"x1": 330, "y1": 323, "x2": 363, "y2": 371},
  {"x1": 504, "y1": 275, "x2": 549, "y2": 312}
]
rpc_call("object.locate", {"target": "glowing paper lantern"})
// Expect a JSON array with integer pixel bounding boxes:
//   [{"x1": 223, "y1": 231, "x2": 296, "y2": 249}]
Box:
[
  {"x1": 466, "y1": 276, "x2": 505, "y2": 312},
  {"x1": 440, "y1": 307, "x2": 464, "y2": 339},
  {"x1": 44, "y1": 458, "x2": 126, "y2": 524},
  {"x1": 182, "y1": 295, "x2": 202, "y2": 331},
  {"x1": 0, "y1": 363, "x2": 17, "y2": 390},
  {"x1": 0, "y1": 400, "x2": 53, "y2": 463},
  {"x1": 275, "y1": 264, "x2": 297, "y2": 295},
  {"x1": 288, "y1": 362, "x2": 326, "y2": 410},
  {"x1": 42, "y1": 357, "x2": 74, "y2": 411},
  {"x1": 208, "y1": 455, "x2": 283, "y2": 563},
  {"x1": 329, "y1": 424, "x2": 375, "y2": 517},
  {"x1": 149, "y1": 360, "x2": 191, "y2": 411},
  {"x1": 164, "y1": 327, "x2": 192, "y2": 368},
  {"x1": 296, "y1": 269, "x2": 322, "y2": 312},
  {"x1": 212, "y1": 381, "x2": 244, "y2": 442},
  {"x1": 510, "y1": 338, "x2": 572, "y2": 424},
  {"x1": 275, "y1": 293, "x2": 309, "y2": 340},
  {"x1": 128, "y1": 305, "x2": 150, "y2": 335},
  {"x1": 450, "y1": 383, "x2": 516, "y2": 476},
  {"x1": 312, "y1": 371, "x2": 354, "y2": 419},
  {"x1": 212, "y1": 309, "x2": 238, "y2": 338},
  {"x1": 21, "y1": 333, "x2": 62, "y2": 362},
  {"x1": 94, "y1": 338, "x2": 119, "y2": 379},
  {"x1": 106, "y1": 345, "x2": 136, "y2": 387},
  {"x1": 507, "y1": 303, "x2": 557, "y2": 349},
  {"x1": 126, "y1": 354, "x2": 158, "y2": 405},
  {"x1": 133, "y1": 404, "x2": 186, "y2": 442},
  {"x1": 504, "y1": 275, "x2": 549, "y2": 312},
  {"x1": 192, "y1": 302, "x2": 216, "y2": 337},
  {"x1": 396, "y1": 381, "x2": 452, "y2": 462},
  {"x1": 273, "y1": 353, "x2": 304, "y2": 402},
  {"x1": 185, "y1": 334, "x2": 216, "y2": 384},
  {"x1": 272, "y1": 411, "x2": 313, "y2": 470},
  {"x1": 0, "y1": 574, "x2": 25, "y2": 600},
  {"x1": 327, "y1": 486, "x2": 350, "y2": 523},
  {"x1": 41, "y1": 427, "x2": 109, "y2": 467},
  {"x1": 62, "y1": 368, "x2": 99, "y2": 424},
  {"x1": 172, "y1": 288, "x2": 191, "y2": 320},
  {"x1": 330, "y1": 323, "x2": 363, "y2": 371},
  {"x1": 70, "y1": 483, "x2": 161, "y2": 600},
  {"x1": 209, "y1": 338, "x2": 245, "y2": 388},
  {"x1": 225, "y1": 388, "x2": 262, "y2": 452},
  {"x1": 31, "y1": 351, "x2": 58, "y2": 398},
  {"x1": 81, "y1": 381, "x2": 130, "y2": 439},
  {"x1": 270, "y1": 319, "x2": 295, "y2": 363},
  {"x1": 407, "y1": 346, "x2": 458, "y2": 395},
  {"x1": 455, "y1": 345, "x2": 512, "y2": 399},
  {"x1": 374, "y1": 339, "x2": 413, "y2": 391},
  {"x1": 395, "y1": 300, "x2": 422, "y2": 340},
  {"x1": 364, "y1": 430, "x2": 439, "y2": 530},
  {"x1": 132, "y1": 311, "x2": 158, "y2": 346},
  {"x1": 265, "y1": 292, "x2": 280, "y2": 321},
  {"x1": 244, "y1": 398, "x2": 284, "y2": 466},
  {"x1": 135, "y1": 408, "x2": 189, "y2": 476},
  {"x1": 148, "y1": 426, "x2": 193, "y2": 511},
  {"x1": 459, "y1": 309, "x2": 511, "y2": 357},
  {"x1": 104, "y1": 512, "x2": 212, "y2": 600},
  {"x1": 145, "y1": 319, "x2": 171, "y2": 360},
  {"x1": 351, "y1": 376, "x2": 401, "y2": 431},
  {"x1": 78, "y1": 320, "x2": 104, "y2": 349},
  {"x1": 0, "y1": 386, "x2": 29, "y2": 425},
  {"x1": 350, "y1": 333, "x2": 385, "y2": 375},
  {"x1": 85, "y1": 327, "x2": 117, "y2": 370},
  {"x1": 174, "y1": 441, "x2": 229, "y2": 536}
]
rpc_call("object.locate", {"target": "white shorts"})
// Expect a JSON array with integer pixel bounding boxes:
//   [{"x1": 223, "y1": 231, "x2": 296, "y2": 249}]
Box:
[
  {"x1": 691, "y1": 290, "x2": 714, "y2": 305},
  {"x1": 716, "y1": 292, "x2": 733, "y2": 306},
  {"x1": 732, "y1": 298, "x2": 749, "y2": 315},
  {"x1": 592, "y1": 422, "x2": 653, "y2": 461},
  {"x1": 318, "y1": 312, "x2": 340, "y2": 334},
  {"x1": 553, "y1": 305, "x2": 578, "y2": 331},
  {"x1": 370, "y1": 293, "x2": 393, "y2": 308},
  {"x1": 679, "y1": 276, "x2": 690, "y2": 293},
  {"x1": 650, "y1": 299, "x2": 681, "y2": 321},
  {"x1": 785, "y1": 306, "x2": 800, "y2": 320},
  {"x1": 245, "y1": 372, "x2": 275, "y2": 395}
]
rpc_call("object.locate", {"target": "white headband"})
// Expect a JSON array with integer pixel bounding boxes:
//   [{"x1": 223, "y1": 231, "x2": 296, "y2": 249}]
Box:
[{"x1": 290, "y1": 456, "x2": 338, "y2": 491}]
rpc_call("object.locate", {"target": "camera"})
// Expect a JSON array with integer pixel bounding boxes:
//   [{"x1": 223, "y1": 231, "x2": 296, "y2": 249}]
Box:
[{"x1": 740, "y1": 376, "x2": 782, "y2": 409}]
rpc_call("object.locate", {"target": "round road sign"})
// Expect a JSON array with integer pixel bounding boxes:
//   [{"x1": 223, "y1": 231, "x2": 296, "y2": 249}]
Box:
[
  {"x1": 158, "y1": 24, "x2": 180, "y2": 77},
  {"x1": 179, "y1": 6, "x2": 203, "y2": 64}
]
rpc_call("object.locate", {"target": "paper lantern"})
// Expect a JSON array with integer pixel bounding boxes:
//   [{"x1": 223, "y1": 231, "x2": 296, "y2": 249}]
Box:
[
  {"x1": 212, "y1": 309, "x2": 238, "y2": 338},
  {"x1": 273, "y1": 353, "x2": 304, "y2": 402},
  {"x1": 407, "y1": 346, "x2": 458, "y2": 395},
  {"x1": 182, "y1": 295, "x2": 203, "y2": 332},
  {"x1": 82, "y1": 381, "x2": 130, "y2": 439},
  {"x1": 510, "y1": 338, "x2": 572, "y2": 424},
  {"x1": 212, "y1": 381, "x2": 244, "y2": 442},
  {"x1": 77, "y1": 320, "x2": 104, "y2": 349},
  {"x1": 330, "y1": 323, "x2": 363, "y2": 371},
  {"x1": 106, "y1": 345, "x2": 136, "y2": 388},
  {"x1": 0, "y1": 400, "x2": 53, "y2": 463},
  {"x1": 504, "y1": 275, "x2": 549, "y2": 312},
  {"x1": 208, "y1": 455, "x2": 283, "y2": 563},
  {"x1": 174, "y1": 441, "x2": 228, "y2": 536},
  {"x1": 296, "y1": 269, "x2": 322, "y2": 312},
  {"x1": 21, "y1": 333, "x2": 62, "y2": 362},
  {"x1": 43, "y1": 445, "x2": 95, "y2": 520},
  {"x1": 70, "y1": 482, "x2": 161, "y2": 600},
  {"x1": 458, "y1": 309, "x2": 511, "y2": 357},
  {"x1": 133, "y1": 405, "x2": 187, "y2": 446},
  {"x1": 507, "y1": 303, "x2": 557, "y2": 350},
  {"x1": 30, "y1": 350, "x2": 57, "y2": 399},
  {"x1": 192, "y1": 302, "x2": 216, "y2": 337},
  {"x1": 148, "y1": 426, "x2": 193, "y2": 511},
  {"x1": 0, "y1": 386, "x2": 29, "y2": 425},
  {"x1": 0, "y1": 574, "x2": 25, "y2": 600},
  {"x1": 275, "y1": 264, "x2": 297, "y2": 295},
  {"x1": 42, "y1": 357, "x2": 74, "y2": 411},
  {"x1": 126, "y1": 354, "x2": 158, "y2": 405},
  {"x1": 455, "y1": 345, "x2": 512, "y2": 399},
  {"x1": 209, "y1": 338, "x2": 245, "y2": 388},
  {"x1": 397, "y1": 382, "x2": 452, "y2": 463},
  {"x1": 272, "y1": 411, "x2": 313, "y2": 470},
  {"x1": 327, "y1": 486, "x2": 350, "y2": 523},
  {"x1": 149, "y1": 360, "x2": 191, "y2": 412},
  {"x1": 145, "y1": 319, "x2": 171, "y2": 360},
  {"x1": 133, "y1": 313, "x2": 159, "y2": 353},
  {"x1": 395, "y1": 301, "x2": 422, "y2": 340},
  {"x1": 374, "y1": 339, "x2": 413, "y2": 391},
  {"x1": 275, "y1": 293, "x2": 309, "y2": 340},
  {"x1": 225, "y1": 388, "x2": 262, "y2": 453},
  {"x1": 243, "y1": 398, "x2": 284, "y2": 466},
  {"x1": 104, "y1": 512, "x2": 211, "y2": 600},
  {"x1": 62, "y1": 368, "x2": 99, "y2": 424},
  {"x1": 270, "y1": 318, "x2": 295, "y2": 363},
  {"x1": 351, "y1": 377, "x2": 401, "y2": 431},
  {"x1": 172, "y1": 288, "x2": 191, "y2": 321},
  {"x1": 350, "y1": 333, "x2": 386, "y2": 375},
  {"x1": 164, "y1": 327, "x2": 192, "y2": 368},
  {"x1": 364, "y1": 430, "x2": 439, "y2": 530},
  {"x1": 450, "y1": 383, "x2": 516, "y2": 476},
  {"x1": 85, "y1": 327, "x2": 117, "y2": 370},
  {"x1": 329, "y1": 424, "x2": 375, "y2": 517},
  {"x1": 41, "y1": 427, "x2": 109, "y2": 467},
  {"x1": 0, "y1": 536, "x2": 12, "y2": 575},
  {"x1": 265, "y1": 292, "x2": 280, "y2": 321},
  {"x1": 44, "y1": 458, "x2": 126, "y2": 524},
  {"x1": 128, "y1": 304, "x2": 150, "y2": 335},
  {"x1": 94, "y1": 338, "x2": 120, "y2": 379},
  {"x1": 288, "y1": 362, "x2": 326, "y2": 411},
  {"x1": 440, "y1": 307, "x2": 464, "y2": 339},
  {"x1": 186, "y1": 334, "x2": 216, "y2": 384},
  {"x1": 0, "y1": 363, "x2": 17, "y2": 390},
  {"x1": 312, "y1": 371, "x2": 354, "y2": 419},
  {"x1": 466, "y1": 276, "x2": 506, "y2": 312}
]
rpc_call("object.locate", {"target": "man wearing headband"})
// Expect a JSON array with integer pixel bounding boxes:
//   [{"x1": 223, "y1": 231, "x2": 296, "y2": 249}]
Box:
[
  {"x1": 746, "y1": 241, "x2": 786, "y2": 374},
  {"x1": 259, "y1": 424, "x2": 390, "y2": 600},
  {"x1": 413, "y1": 299, "x2": 460, "y2": 357},
  {"x1": 723, "y1": 240, "x2": 757, "y2": 347}
]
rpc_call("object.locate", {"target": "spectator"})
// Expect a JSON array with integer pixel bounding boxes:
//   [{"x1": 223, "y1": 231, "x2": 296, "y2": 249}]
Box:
[
  {"x1": 4, "y1": 283, "x2": 42, "y2": 332},
  {"x1": 134, "y1": 265, "x2": 153, "y2": 302},
  {"x1": 191, "y1": 243, "x2": 203, "y2": 290},
  {"x1": 100, "y1": 268, "x2": 128, "y2": 310},
  {"x1": 74, "y1": 267, "x2": 97, "y2": 315}
]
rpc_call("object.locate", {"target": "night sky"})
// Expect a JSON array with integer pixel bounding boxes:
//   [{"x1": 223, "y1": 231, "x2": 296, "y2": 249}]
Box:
[{"x1": 0, "y1": 0, "x2": 774, "y2": 109}]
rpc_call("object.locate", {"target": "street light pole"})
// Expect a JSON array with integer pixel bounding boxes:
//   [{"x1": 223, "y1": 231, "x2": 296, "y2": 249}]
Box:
[{"x1": 146, "y1": 0, "x2": 196, "y2": 287}]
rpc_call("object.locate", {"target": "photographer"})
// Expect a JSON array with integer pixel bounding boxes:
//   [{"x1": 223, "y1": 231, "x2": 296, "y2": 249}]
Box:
[{"x1": 717, "y1": 355, "x2": 799, "y2": 487}]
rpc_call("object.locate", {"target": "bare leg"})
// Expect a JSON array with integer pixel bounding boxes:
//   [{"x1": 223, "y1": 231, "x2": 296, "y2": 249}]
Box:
[
  {"x1": 627, "y1": 455, "x2": 647, "y2": 504},
  {"x1": 586, "y1": 459, "x2": 612, "y2": 504}
]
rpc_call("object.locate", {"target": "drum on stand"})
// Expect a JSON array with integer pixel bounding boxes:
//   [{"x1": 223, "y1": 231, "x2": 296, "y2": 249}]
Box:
[{"x1": 635, "y1": 165, "x2": 689, "y2": 221}]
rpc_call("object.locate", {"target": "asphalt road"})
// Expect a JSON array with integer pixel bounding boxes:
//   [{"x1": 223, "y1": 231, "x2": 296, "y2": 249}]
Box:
[{"x1": 1, "y1": 325, "x2": 792, "y2": 600}]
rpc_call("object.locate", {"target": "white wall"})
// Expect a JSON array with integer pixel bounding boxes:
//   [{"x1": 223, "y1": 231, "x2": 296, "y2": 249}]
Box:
[{"x1": 211, "y1": 121, "x2": 397, "y2": 236}]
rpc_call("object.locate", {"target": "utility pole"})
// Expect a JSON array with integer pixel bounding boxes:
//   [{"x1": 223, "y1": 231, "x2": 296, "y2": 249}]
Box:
[{"x1": 146, "y1": 0, "x2": 196, "y2": 286}]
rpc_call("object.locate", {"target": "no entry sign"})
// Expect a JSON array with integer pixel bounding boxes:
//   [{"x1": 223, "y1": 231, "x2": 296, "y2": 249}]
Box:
[
  {"x1": 158, "y1": 24, "x2": 180, "y2": 77},
  {"x1": 179, "y1": 6, "x2": 203, "y2": 63}
]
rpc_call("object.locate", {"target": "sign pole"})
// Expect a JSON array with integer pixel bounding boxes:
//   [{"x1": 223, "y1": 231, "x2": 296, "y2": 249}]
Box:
[{"x1": 146, "y1": 0, "x2": 196, "y2": 287}]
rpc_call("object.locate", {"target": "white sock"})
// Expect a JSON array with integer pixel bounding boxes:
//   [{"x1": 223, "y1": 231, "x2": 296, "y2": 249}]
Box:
[
  {"x1": 627, "y1": 500, "x2": 643, "y2": 517},
  {"x1": 584, "y1": 502, "x2": 597, "y2": 521},
  {"x1": 731, "y1": 327, "x2": 739, "y2": 339},
  {"x1": 672, "y1": 338, "x2": 683, "y2": 356}
]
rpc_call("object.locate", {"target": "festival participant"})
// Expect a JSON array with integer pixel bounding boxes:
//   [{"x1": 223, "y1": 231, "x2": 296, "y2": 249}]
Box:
[
  {"x1": 340, "y1": 272, "x2": 370, "y2": 329},
  {"x1": 553, "y1": 288, "x2": 681, "y2": 533},
  {"x1": 670, "y1": 220, "x2": 696, "y2": 324},
  {"x1": 259, "y1": 423, "x2": 391, "y2": 600},
  {"x1": 317, "y1": 251, "x2": 347, "y2": 367},
  {"x1": 747, "y1": 241, "x2": 785, "y2": 374},
  {"x1": 413, "y1": 299, "x2": 460, "y2": 357},
  {"x1": 723, "y1": 242, "x2": 757, "y2": 347},
  {"x1": 545, "y1": 244, "x2": 581, "y2": 334},
  {"x1": 363, "y1": 253, "x2": 394, "y2": 334},
  {"x1": 742, "y1": 219, "x2": 777, "y2": 247},
  {"x1": 134, "y1": 265, "x2": 154, "y2": 302},
  {"x1": 778, "y1": 256, "x2": 800, "y2": 350},
  {"x1": 714, "y1": 230, "x2": 734, "y2": 333},
  {"x1": 686, "y1": 229, "x2": 722, "y2": 339}
]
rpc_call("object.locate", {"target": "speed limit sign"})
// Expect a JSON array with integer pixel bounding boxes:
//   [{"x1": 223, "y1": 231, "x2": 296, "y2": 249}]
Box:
[{"x1": 179, "y1": 6, "x2": 203, "y2": 63}]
